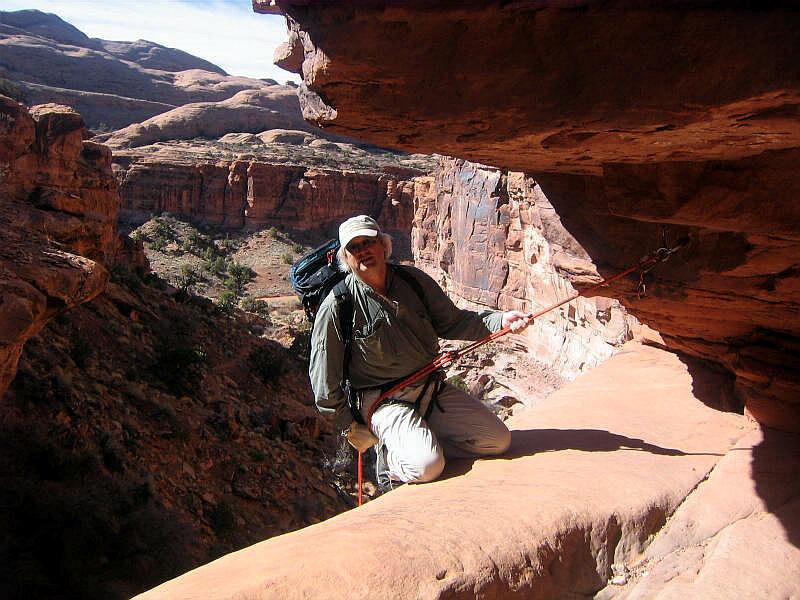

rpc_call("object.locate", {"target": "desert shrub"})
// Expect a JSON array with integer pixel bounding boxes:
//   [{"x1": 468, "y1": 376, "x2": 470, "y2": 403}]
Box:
[
  {"x1": 268, "y1": 226, "x2": 281, "y2": 240},
  {"x1": 204, "y1": 256, "x2": 229, "y2": 277},
  {"x1": 143, "y1": 273, "x2": 168, "y2": 290},
  {"x1": 249, "y1": 450, "x2": 267, "y2": 462},
  {"x1": 292, "y1": 243, "x2": 304, "y2": 254},
  {"x1": 240, "y1": 296, "x2": 269, "y2": 317},
  {"x1": 247, "y1": 345, "x2": 285, "y2": 384},
  {"x1": 109, "y1": 264, "x2": 142, "y2": 292},
  {"x1": 217, "y1": 237, "x2": 238, "y2": 254},
  {"x1": 216, "y1": 290, "x2": 238, "y2": 314},
  {"x1": 225, "y1": 262, "x2": 254, "y2": 295},
  {"x1": 152, "y1": 219, "x2": 173, "y2": 242},
  {"x1": 209, "y1": 501, "x2": 235, "y2": 535},
  {"x1": 445, "y1": 375, "x2": 470, "y2": 393},
  {"x1": 177, "y1": 263, "x2": 199, "y2": 289},
  {"x1": 152, "y1": 342, "x2": 207, "y2": 396},
  {"x1": 184, "y1": 230, "x2": 206, "y2": 253},
  {"x1": 280, "y1": 252, "x2": 293, "y2": 265}
]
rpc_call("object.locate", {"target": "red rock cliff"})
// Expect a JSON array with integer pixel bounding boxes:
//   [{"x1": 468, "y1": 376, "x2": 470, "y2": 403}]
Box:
[
  {"x1": 0, "y1": 96, "x2": 118, "y2": 399},
  {"x1": 414, "y1": 157, "x2": 632, "y2": 379},
  {"x1": 114, "y1": 152, "x2": 422, "y2": 242},
  {"x1": 260, "y1": 1, "x2": 800, "y2": 432}
]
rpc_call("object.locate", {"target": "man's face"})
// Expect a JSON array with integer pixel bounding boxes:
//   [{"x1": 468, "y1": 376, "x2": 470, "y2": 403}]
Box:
[{"x1": 345, "y1": 235, "x2": 385, "y2": 274}]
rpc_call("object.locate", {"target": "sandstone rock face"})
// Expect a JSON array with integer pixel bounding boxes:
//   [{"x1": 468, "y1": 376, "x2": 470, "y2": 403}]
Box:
[
  {"x1": 596, "y1": 426, "x2": 800, "y2": 599},
  {"x1": 414, "y1": 157, "x2": 632, "y2": 379},
  {"x1": 99, "y1": 88, "x2": 314, "y2": 148},
  {"x1": 263, "y1": 1, "x2": 800, "y2": 432},
  {"x1": 259, "y1": 2, "x2": 800, "y2": 174},
  {"x1": 0, "y1": 96, "x2": 118, "y2": 399}
]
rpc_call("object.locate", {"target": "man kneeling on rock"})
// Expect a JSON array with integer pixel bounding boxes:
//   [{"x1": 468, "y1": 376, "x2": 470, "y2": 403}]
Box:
[{"x1": 309, "y1": 215, "x2": 531, "y2": 489}]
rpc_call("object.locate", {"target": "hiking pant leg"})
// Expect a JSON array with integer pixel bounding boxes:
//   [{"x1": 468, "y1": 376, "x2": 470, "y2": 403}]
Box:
[
  {"x1": 426, "y1": 383, "x2": 511, "y2": 459},
  {"x1": 370, "y1": 401, "x2": 445, "y2": 484}
]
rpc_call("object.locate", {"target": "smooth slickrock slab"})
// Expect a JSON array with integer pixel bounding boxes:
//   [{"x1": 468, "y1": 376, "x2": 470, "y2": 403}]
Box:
[
  {"x1": 134, "y1": 343, "x2": 755, "y2": 599},
  {"x1": 598, "y1": 427, "x2": 800, "y2": 599}
]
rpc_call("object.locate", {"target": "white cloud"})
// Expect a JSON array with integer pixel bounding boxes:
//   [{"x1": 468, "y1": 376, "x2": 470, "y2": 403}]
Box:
[{"x1": 1, "y1": 0, "x2": 300, "y2": 82}]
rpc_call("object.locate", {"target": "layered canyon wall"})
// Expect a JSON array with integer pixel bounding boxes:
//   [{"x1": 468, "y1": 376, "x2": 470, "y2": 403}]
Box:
[
  {"x1": 114, "y1": 147, "x2": 631, "y2": 380},
  {"x1": 258, "y1": 1, "x2": 800, "y2": 432},
  {"x1": 113, "y1": 153, "x2": 423, "y2": 243}
]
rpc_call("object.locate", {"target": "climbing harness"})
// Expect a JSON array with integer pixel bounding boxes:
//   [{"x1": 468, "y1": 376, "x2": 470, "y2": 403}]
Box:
[{"x1": 356, "y1": 236, "x2": 690, "y2": 505}]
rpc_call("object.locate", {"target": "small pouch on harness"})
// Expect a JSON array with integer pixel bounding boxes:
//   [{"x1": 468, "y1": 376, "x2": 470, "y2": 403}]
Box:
[{"x1": 345, "y1": 422, "x2": 379, "y2": 453}]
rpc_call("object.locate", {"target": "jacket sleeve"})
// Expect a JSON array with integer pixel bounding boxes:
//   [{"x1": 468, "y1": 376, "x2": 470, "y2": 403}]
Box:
[
  {"x1": 308, "y1": 295, "x2": 353, "y2": 431},
  {"x1": 408, "y1": 267, "x2": 504, "y2": 340}
]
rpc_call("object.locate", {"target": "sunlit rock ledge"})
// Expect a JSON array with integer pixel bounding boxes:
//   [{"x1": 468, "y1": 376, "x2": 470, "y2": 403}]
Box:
[{"x1": 133, "y1": 342, "x2": 798, "y2": 599}]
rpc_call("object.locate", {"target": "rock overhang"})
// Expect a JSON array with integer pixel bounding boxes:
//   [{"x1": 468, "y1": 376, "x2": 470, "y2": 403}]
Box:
[
  {"x1": 256, "y1": 1, "x2": 800, "y2": 174},
  {"x1": 258, "y1": 1, "x2": 800, "y2": 432}
]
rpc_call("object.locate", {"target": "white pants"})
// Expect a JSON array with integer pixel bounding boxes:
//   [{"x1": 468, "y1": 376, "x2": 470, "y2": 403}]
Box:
[{"x1": 362, "y1": 382, "x2": 511, "y2": 484}]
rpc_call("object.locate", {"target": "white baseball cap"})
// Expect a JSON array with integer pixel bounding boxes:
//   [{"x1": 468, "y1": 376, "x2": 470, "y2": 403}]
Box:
[{"x1": 339, "y1": 215, "x2": 381, "y2": 249}]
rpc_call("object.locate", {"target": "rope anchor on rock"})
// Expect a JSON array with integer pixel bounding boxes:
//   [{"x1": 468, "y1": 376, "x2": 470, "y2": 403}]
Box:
[{"x1": 636, "y1": 232, "x2": 690, "y2": 298}]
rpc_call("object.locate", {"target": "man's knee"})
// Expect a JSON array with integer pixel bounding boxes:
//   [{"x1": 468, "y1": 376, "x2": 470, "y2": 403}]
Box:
[
  {"x1": 402, "y1": 448, "x2": 445, "y2": 483},
  {"x1": 498, "y1": 425, "x2": 512, "y2": 454},
  {"x1": 485, "y1": 424, "x2": 511, "y2": 456}
]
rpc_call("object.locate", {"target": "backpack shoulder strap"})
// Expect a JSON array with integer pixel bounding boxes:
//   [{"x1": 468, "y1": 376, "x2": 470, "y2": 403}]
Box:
[
  {"x1": 392, "y1": 265, "x2": 429, "y2": 313},
  {"x1": 331, "y1": 279, "x2": 353, "y2": 342},
  {"x1": 331, "y1": 279, "x2": 364, "y2": 424}
]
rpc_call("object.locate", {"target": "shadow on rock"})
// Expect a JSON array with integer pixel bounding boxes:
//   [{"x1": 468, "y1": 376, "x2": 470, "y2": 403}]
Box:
[
  {"x1": 438, "y1": 428, "x2": 717, "y2": 482},
  {"x1": 753, "y1": 426, "x2": 800, "y2": 548},
  {"x1": 676, "y1": 351, "x2": 743, "y2": 414},
  {"x1": 504, "y1": 428, "x2": 715, "y2": 458}
]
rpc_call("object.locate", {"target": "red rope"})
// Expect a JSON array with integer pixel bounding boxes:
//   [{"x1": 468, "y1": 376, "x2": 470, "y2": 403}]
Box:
[
  {"x1": 357, "y1": 451, "x2": 363, "y2": 506},
  {"x1": 365, "y1": 253, "x2": 661, "y2": 427}
]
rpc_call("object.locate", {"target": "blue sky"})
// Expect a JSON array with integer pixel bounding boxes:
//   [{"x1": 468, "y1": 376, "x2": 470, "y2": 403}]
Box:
[{"x1": 2, "y1": 0, "x2": 300, "y2": 82}]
